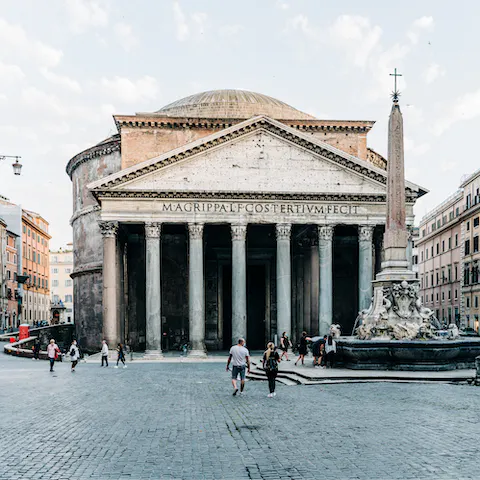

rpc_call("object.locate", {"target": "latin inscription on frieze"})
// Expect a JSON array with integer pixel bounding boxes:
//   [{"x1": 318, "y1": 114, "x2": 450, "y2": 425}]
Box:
[{"x1": 154, "y1": 201, "x2": 361, "y2": 216}]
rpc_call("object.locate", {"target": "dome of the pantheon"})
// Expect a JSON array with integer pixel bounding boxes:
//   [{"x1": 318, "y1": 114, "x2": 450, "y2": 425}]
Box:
[{"x1": 153, "y1": 89, "x2": 316, "y2": 120}]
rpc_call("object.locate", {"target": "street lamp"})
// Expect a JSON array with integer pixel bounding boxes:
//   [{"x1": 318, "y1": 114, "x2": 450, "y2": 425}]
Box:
[{"x1": 0, "y1": 155, "x2": 22, "y2": 175}]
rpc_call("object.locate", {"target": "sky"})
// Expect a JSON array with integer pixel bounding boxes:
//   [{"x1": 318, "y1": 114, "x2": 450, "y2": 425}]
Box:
[{"x1": 1, "y1": 0, "x2": 479, "y2": 249}]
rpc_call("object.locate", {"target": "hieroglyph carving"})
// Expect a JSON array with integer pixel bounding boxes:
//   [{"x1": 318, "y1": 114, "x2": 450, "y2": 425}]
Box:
[
  {"x1": 145, "y1": 222, "x2": 161, "y2": 239},
  {"x1": 275, "y1": 223, "x2": 292, "y2": 240},
  {"x1": 98, "y1": 221, "x2": 118, "y2": 238},
  {"x1": 188, "y1": 223, "x2": 204, "y2": 240},
  {"x1": 231, "y1": 224, "x2": 247, "y2": 241}
]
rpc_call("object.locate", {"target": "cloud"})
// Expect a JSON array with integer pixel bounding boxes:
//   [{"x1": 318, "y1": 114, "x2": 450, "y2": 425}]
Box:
[
  {"x1": 328, "y1": 15, "x2": 382, "y2": 68},
  {"x1": 0, "y1": 17, "x2": 63, "y2": 67},
  {"x1": 99, "y1": 76, "x2": 159, "y2": 103},
  {"x1": 173, "y1": 1, "x2": 189, "y2": 41},
  {"x1": 0, "y1": 61, "x2": 25, "y2": 83},
  {"x1": 440, "y1": 160, "x2": 458, "y2": 173},
  {"x1": 172, "y1": 2, "x2": 208, "y2": 41},
  {"x1": 423, "y1": 63, "x2": 445, "y2": 84},
  {"x1": 285, "y1": 14, "x2": 317, "y2": 39},
  {"x1": 40, "y1": 68, "x2": 82, "y2": 93},
  {"x1": 64, "y1": 0, "x2": 108, "y2": 33},
  {"x1": 114, "y1": 22, "x2": 139, "y2": 52},
  {"x1": 433, "y1": 88, "x2": 480, "y2": 135},
  {"x1": 219, "y1": 25, "x2": 244, "y2": 37},
  {"x1": 276, "y1": 1, "x2": 289, "y2": 9},
  {"x1": 21, "y1": 86, "x2": 66, "y2": 116},
  {"x1": 407, "y1": 16, "x2": 434, "y2": 44}
]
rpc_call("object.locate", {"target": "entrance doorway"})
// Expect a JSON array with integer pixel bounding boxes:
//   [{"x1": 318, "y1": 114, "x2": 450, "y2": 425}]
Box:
[{"x1": 221, "y1": 264, "x2": 267, "y2": 350}]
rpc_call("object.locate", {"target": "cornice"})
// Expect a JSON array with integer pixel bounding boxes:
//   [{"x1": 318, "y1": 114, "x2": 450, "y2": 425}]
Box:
[
  {"x1": 70, "y1": 205, "x2": 101, "y2": 225},
  {"x1": 94, "y1": 189, "x2": 388, "y2": 203},
  {"x1": 66, "y1": 136, "x2": 121, "y2": 178},
  {"x1": 70, "y1": 262, "x2": 102, "y2": 278},
  {"x1": 114, "y1": 115, "x2": 375, "y2": 133},
  {"x1": 94, "y1": 119, "x2": 389, "y2": 190}
]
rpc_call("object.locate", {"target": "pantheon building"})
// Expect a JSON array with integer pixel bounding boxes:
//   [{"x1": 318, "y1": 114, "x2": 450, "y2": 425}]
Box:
[{"x1": 67, "y1": 89, "x2": 426, "y2": 355}]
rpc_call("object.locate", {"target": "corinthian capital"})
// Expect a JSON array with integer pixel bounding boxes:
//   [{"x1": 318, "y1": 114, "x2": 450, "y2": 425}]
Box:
[
  {"x1": 188, "y1": 223, "x2": 204, "y2": 240},
  {"x1": 145, "y1": 222, "x2": 161, "y2": 239},
  {"x1": 98, "y1": 221, "x2": 118, "y2": 238},
  {"x1": 231, "y1": 224, "x2": 247, "y2": 241},
  {"x1": 358, "y1": 225, "x2": 374, "y2": 242},
  {"x1": 318, "y1": 225, "x2": 334, "y2": 242},
  {"x1": 276, "y1": 223, "x2": 292, "y2": 241}
]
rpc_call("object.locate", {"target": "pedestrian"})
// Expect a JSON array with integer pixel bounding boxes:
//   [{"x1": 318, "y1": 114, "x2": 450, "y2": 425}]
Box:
[
  {"x1": 115, "y1": 343, "x2": 127, "y2": 368},
  {"x1": 32, "y1": 339, "x2": 40, "y2": 360},
  {"x1": 226, "y1": 338, "x2": 250, "y2": 396},
  {"x1": 294, "y1": 331, "x2": 311, "y2": 366},
  {"x1": 312, "y1": 337, "x2": 322, "y2": 367},
  {"x1": 47, "y1": 339, "x2": 60, "y2": 372},
  {"x1": 280, "y1": 331, "x2": 292, "y2": 361},
  {"x1": 263, "y1": 342, "x2": 280, "y2": 397},
  {"x1": 69, "y1": 340, "x2": 80, "y2": 372},
  {"x1": 319, "y1": 335, "x2": 327, "y2": 368},
  {"x1": 325, "y1": 334, "x2": 337, "y2": 368},
  {"x1": 101, "y1": 339, "x2": 109, "y2": 367}
]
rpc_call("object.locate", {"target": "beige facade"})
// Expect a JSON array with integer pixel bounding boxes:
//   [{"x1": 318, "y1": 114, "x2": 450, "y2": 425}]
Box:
[
  {"x1": 461, "y1": 169, "x2": 480, "y2": 330},
  {"x1": 417, "y1": 191, "x2": 463, "y2": 326},
  {"x1": 5, "y1": 229, "x2": 19, "y2": 329},
  {"x1": 50, "y1": 244, "x2": 74, "y2": 324},
  {"x1": 0, "y1": 218, "x2": 7, "y2": 329}
]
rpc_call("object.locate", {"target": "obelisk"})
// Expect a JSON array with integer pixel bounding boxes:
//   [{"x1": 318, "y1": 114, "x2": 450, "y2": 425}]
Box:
[{"x1": 376, "y1": 91, "x2": 415, "y2": 281}]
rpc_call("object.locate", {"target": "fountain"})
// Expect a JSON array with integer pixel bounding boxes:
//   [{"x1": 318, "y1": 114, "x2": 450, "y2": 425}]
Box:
[{"x1": 337, "y1": 73, "x2": 480, "y2": 370}]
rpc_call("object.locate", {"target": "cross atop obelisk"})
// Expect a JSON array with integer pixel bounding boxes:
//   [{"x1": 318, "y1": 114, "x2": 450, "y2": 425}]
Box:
[{"x1": 390, "y1": 68, "x2": 402, "y2": 103}]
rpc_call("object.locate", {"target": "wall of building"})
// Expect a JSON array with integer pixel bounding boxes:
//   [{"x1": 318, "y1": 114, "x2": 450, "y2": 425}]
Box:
[
  {"x1": 50, "y1": 247, "x2": 74, "y2": 324},
  {"x1": 6, "y1": 230, "x2": 18, "y2": 329},
  {"x1": 461, "y1": 170, "x2": 480, "y2": 329},
  {"x1": 0, "y1": 220, "x2": 7, "y2": 330},
  {"x1": 417, "y1": 192, "x2": 463, "y2": 326},
  {"x1": 21, "y1": 211, "x2": 51, "y2": 324}
]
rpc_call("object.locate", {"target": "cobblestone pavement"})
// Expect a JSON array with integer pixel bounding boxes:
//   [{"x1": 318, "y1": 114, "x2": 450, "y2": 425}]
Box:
[{"x1": 1, "y1": 351, "x2": 479, "y2": 480}]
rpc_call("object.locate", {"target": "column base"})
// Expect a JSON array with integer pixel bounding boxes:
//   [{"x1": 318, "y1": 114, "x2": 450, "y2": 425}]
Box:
[
  {"x1": 143, "y1": 350, "x2": 164, "y2": 360},
  {"x1": 188, "y1": 349, "x2": 208, "y2": 359}
]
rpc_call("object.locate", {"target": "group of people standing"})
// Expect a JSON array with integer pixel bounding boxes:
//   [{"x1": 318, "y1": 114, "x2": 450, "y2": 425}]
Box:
[
  {"x1": 227, "y1": 331, "x2": 338, "y2": 398},
  {"x1": 43, "y1": 338, "x2": 127, "y2": 372}
]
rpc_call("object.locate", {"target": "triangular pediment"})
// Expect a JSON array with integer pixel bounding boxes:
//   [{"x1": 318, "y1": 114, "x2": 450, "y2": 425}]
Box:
[{"x1": 88, "y1": 116, "x2": 425, "y2": 200}]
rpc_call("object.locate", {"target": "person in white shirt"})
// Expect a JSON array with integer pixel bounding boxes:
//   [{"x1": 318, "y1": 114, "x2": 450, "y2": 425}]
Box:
[
  {"x1": 101, "y1": 340, "x2": 109, "y2": 367},
  {"x1": 226, "y1": 338, "x2": 250, "y2": 396},
  {"x1": 325, "y1": 335, "x2": 337, "y2": 368}
]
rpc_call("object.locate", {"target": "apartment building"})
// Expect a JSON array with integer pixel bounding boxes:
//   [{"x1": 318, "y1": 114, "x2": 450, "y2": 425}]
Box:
[
  {"x1": 0, "y1": 218, "x2": 6, "y2": 330},
  {"x1": 5, "y1": 229, "x2": 19, "y2": 329},
  {"x1": 417, "y1": 191, "x2": 463, "y2": 326},
  {"x1": 461, "y1": 170, "x2": 480, "y2": 330},
  {"x1": 50, "y1": 244, "x2": 74, "y2": 324},
  {"x1": 21, "y1": 210, "x2": 51, "y2": 324}
]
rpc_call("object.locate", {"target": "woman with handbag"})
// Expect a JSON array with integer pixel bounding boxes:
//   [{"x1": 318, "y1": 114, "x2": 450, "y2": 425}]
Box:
[{"x1": 47, "y1": 339, "x2": 60, "y2": 372}]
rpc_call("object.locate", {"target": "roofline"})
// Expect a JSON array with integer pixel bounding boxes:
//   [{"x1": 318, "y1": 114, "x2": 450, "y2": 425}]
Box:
[
  {"x1": 419, "y1": 189, "x2": 464, "y2": 225},
  {"x1": 88, "y1": 114, "x2": 426, "y2": 196},
  {"x1": 460, "y1": 167, "x2": 480, "y2": 188}
]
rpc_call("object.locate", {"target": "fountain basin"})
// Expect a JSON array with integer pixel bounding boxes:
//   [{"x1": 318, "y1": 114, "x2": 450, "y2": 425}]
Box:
[{"x1": 337, "y1": 337, "x2": 480, "y2": 371}]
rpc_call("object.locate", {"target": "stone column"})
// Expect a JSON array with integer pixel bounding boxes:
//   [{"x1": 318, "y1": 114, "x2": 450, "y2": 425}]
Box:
[
  {"x1": 318, "y1": 225, "x2": 334, "y2": 335},
  {"x1": 303, "y1": 251, "x2": 312, "y2": 334},
  {"x1": 99, "y1": 221, "x2": 119, "y2": 347},
  {"x1": 144, "y1": 222, "x2": 163, "y2": 358},
  {"x1": 358, "y1": 225, "x2": 374, "y2": 312},
  {"x1": 310, "y1": 238, "x2": 319, "y2": 332},
  {"x1": 231, "y1": 224, "x2": 247, "y2": 345},
  {"x1": 188, "y1": 223, "x2": 206, "y2": 357},
  {"x1": 276, "y1": 224, "x2": 292, "y2": 338},
  {"x1": 407, "y1": 226, "x2": 414, "y2": 270}
]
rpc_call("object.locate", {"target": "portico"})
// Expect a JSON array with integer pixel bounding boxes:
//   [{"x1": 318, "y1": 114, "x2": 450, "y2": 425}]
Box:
[{"x1": 70, "y1": 95, "x2": 425, "y2": 354}]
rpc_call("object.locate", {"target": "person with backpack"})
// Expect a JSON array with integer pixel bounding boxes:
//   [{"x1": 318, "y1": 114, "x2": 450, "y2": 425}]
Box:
[
  {"x1": 69, "y1": 340, "x2": 80, "y2": 372},
  {"x1": 115, "y1": 343, "x2": 127, "y2": 368},
  {"x1": 263, "y1": 342, "x2": 280, "y2": 397}
]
